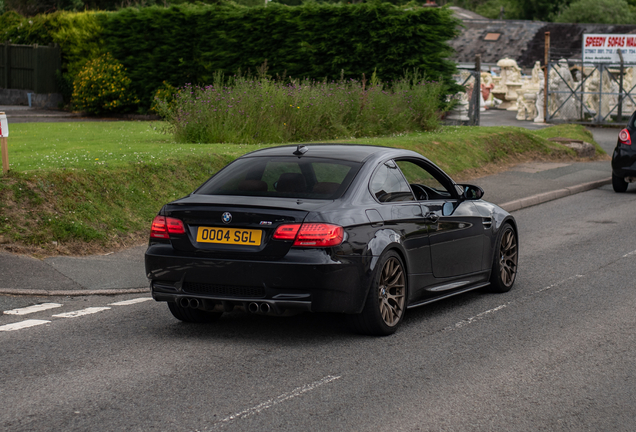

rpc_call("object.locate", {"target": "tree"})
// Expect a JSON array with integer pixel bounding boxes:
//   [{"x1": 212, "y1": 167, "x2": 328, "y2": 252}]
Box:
[
  {"x1": 4, "y1": 0, "x2": 84, "y2": 15},
  {"x1": 554, "y1": 0, "x2": 634, "y2": 23},
  {"x1": 473, "y1": 0, "x2": 524, "y2": 20}
]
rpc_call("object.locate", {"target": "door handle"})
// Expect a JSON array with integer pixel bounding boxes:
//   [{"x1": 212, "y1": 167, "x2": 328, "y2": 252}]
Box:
[{"x1": 424, "y1": 212, "x2": 439, "y2": 223}]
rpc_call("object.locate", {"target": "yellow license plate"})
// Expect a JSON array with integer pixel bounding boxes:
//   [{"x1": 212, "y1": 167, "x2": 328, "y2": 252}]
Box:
[{"x1": 196, "y1": 227, "x2": 262, "y2": 246}]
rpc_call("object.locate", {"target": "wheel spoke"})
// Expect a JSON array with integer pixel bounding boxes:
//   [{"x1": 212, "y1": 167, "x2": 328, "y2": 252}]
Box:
[
  {"x1": 387, "y1": 292, "x2": 404, "y2": 302},
  {"x1": 379, "y1": 299, "x2": 388, "y2": 321}
]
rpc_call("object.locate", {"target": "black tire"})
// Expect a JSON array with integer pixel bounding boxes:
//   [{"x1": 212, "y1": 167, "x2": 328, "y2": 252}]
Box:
[
  {"x1": 350, "y1": 251, "x2": 407, "y2": 336},
  {"x1": 612, "y1": 173, "x2": 629, "y2": 193},
  {"x1": 167, "y1": 302, "x2": 222, "y2": 323},
  {"x1": 488, "y1": 223, "x2": 518, "y2": 293}
]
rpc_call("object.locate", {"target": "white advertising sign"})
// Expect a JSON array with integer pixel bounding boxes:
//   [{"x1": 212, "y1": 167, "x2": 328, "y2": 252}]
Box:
[
  {"x1": 583, "y1": 34, "x2": 636, "y2": 64},
  {"x1": 0, "y1": 113, "x2": 8, "y2": 138}
]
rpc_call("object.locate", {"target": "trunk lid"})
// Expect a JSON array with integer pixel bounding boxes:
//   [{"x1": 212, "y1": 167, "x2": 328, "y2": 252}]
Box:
[{"x1": 164, "y1": 195, "x2": 328, "y2": 260}]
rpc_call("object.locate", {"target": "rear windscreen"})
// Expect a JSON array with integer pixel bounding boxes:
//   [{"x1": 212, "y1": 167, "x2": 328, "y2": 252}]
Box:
[{"x1": 195, "y1": 156, "x2": 362, "y2": 200}]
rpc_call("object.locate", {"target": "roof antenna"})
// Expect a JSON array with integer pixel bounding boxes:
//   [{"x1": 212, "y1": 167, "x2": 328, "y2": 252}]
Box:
[{"x1": 293, "y1": 145, "x2": 308, "y2": 156}]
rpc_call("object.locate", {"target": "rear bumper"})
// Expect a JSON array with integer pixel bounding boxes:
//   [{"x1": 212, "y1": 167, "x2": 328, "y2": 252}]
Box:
[{"x1": 145, "y1": 244, "x2": 371, "y2": 314}]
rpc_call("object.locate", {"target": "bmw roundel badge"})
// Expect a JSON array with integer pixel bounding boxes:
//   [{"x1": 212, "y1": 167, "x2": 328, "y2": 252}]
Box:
[{"x1": 221, "y1": 212, "x2": 232, "y2": 224}]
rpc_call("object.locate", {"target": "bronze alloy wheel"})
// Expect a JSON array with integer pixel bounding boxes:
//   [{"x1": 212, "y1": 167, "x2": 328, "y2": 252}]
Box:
[
  {"x1": 498, "y1": 228, "x2": 518, "y2": 288},
  {"x1": 378, "y1": 257, "x2": 406, "y2": 327}
]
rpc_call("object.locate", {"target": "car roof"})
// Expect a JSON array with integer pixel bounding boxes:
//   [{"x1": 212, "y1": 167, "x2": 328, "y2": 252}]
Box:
[{"x1": 241, "y1": 144, "x2": 405, "y2": 163}]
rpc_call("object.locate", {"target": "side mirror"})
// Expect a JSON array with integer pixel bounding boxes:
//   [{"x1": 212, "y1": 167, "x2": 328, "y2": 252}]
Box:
[{"x1": 459, "y1": 184, "x2": 484, "y2": 200}]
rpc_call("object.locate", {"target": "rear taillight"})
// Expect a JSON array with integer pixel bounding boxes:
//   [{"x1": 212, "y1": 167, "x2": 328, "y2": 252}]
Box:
[
  {"x1": 619, "y1": 128, "x2": 632, "y2": 145},
  {"x1": 273, "y1": 223, "x2": 344, "y2": 247},
  {"x1": 272, "y1": 223, "x2": 301, "y2": 240},
  {"x1": 150, "y1": 216, "x2": 185, "y2": 239}
]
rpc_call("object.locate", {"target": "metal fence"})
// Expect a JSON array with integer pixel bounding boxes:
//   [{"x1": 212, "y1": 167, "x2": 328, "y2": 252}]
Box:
[
  {"x1": 0, "y1": 43, "x2": 61, "y2": 94},
  {"x1": 546, "y1": 60, "x2": 636, "y2": 125}
]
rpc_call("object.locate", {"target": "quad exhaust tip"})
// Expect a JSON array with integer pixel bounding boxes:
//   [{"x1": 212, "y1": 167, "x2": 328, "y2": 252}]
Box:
[
  {"x1": 248, "y1": 302, "x2": 272, "y2": 314},
  {"x1": 179, "y1": 297, "x2": 200, "y2": 309}
]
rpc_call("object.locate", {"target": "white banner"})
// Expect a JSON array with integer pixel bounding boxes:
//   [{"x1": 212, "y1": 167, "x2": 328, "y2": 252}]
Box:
[
  {"x1": 0, "y1": 113, "x2": 8, "y2": 138},
  {"x1": 583, "y1": 34, "x2": 636, "y2": 64}
]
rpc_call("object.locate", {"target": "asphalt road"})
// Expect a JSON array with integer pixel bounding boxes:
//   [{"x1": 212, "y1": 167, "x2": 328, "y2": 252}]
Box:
[{"x1": 2, "y1": 184, "x2": 636, "y2": 431}]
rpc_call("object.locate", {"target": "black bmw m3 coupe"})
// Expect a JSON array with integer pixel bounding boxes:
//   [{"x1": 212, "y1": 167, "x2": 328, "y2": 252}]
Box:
[{"x1": 145, "y1": 144, "x2": 518, "y2": 335}]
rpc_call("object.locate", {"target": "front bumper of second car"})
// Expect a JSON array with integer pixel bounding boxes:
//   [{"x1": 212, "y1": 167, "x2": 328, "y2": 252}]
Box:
[
  {"x1": 612, "y1": 145, "x2": 636, "y2": 179},
  {"x1": 145, "y1": 244, "x2": 371, "y2": 314}
]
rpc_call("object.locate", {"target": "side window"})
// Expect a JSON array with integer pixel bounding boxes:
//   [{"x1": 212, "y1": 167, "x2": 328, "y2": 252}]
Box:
[
  {"x1": 369, "y1": 161, "x2": 414, "y2": 203},
  {"x1": 396, "y1": 160, "x2": 452, "y2": 200}
]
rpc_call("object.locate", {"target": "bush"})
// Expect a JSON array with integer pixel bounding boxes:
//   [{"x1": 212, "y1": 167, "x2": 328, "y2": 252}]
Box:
[
  {"x1": 150, "y1": 81, "x2": 176, "y2": 114},
  {"x1": 72, "y1": 53, "x2": 139, "y2": 114},
  {"x1": 158, "y1": 69, "x2": 448, "y2": 144}
]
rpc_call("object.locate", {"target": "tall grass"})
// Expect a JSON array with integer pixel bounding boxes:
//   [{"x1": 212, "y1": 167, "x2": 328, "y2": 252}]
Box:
[{"x1": 157, "y1": 70, "x2": 449, "y2": 144}]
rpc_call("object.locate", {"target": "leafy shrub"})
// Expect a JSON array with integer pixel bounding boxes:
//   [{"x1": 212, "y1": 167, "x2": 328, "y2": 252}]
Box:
[
  {"x1": 72, "y1": 53, "x2": 139, "y2": 114},
  {"x1": 158, "y1": 69, "x2": 449, "y2": 144},
  {"x1": 150, "y1": 81, "x2": 176, "y2": 114}
]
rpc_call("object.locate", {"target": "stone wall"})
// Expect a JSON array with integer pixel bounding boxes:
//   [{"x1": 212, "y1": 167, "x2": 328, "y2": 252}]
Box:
[{"x1": 0, "y1": 89, "x2": 64, "y2": 109}]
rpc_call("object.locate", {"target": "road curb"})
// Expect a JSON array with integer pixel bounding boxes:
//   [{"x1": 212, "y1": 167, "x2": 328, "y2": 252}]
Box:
[
  {"x1": 0, "y1": 287, "x2": 150, "y2": 297},
  {"x1": 499, "y1": 177, "x2": 612, "y2": 212}
]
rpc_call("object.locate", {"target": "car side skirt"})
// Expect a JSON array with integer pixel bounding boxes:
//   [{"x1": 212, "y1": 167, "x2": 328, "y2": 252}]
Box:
[{"x1": 406, "y1": 282, "x2": 491, "y2": 309}]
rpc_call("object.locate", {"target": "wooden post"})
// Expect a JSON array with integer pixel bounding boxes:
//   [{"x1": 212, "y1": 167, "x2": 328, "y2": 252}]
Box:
[
  {"x1": 1, "y1": 137, "x2": 7, "y2": 174},
  {"x1": 475, "y1": 55, "x2": 481, "y2": 126},
  {"x1": 544, "y1": 32, "x2": 550, "y2": 123},
  {"x1": 0, "y1": 112, "x2": 8, "y2": 174}
]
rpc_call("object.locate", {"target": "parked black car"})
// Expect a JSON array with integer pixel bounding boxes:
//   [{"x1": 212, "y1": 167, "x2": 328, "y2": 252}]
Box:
[
  {"x1": 145, "y1": 144, "x2": 518, "y2": 335},
  {"x1": 612, "y1": 113, "x2": 636, "y2": 192}
]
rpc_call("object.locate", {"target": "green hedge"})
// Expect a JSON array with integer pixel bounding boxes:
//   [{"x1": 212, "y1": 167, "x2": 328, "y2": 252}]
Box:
[
  {"x1": 0, "y1": 3, "x2": 460, "y2": 111},
  {"x1": 99, "y1": 3, "x2": 460, "y2": 108}
]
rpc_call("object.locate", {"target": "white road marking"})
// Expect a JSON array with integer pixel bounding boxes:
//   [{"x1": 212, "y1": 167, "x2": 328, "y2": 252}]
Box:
[
  {"x1": 209, "y1": 375, "x2": 342, "y2": 430},
  {"x1": 52, "y1": 307, "x2": 111, "y2": 318},
  {"x1": 3, "y1": 303, "x2": 62, "y2": 315},
  {"x1": 0, "y1": 319, "x2": 50, "y2": 332},
  {"x1": 535, "y1": 274, "x2": 584, "y2": 293},
  {"x1": 446, "y1": 274, "x2": 588, "y2": 332},
  {"x1": 446, "y1": 304, "x2": 510, "y2": 331},
  {"x1": 108, "y1": 298, "x2": 153, "y2": 306},
  {"x1": 623, "y1": 249, "x2": 636, "y2": 258}
]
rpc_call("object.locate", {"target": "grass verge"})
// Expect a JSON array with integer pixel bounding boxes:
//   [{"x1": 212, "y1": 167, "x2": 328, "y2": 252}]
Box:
[{"x1": 0, "y1": 122, "x2": 606, "y2": 256}]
